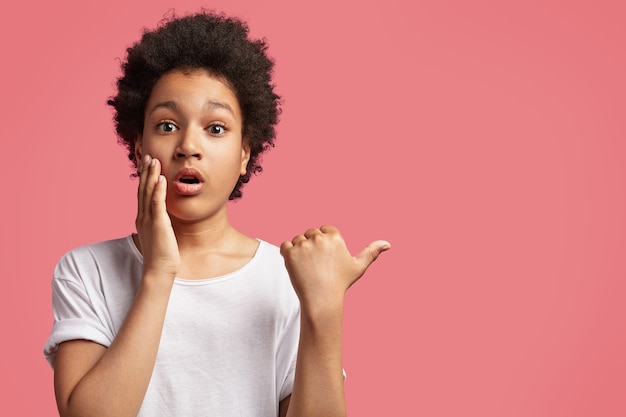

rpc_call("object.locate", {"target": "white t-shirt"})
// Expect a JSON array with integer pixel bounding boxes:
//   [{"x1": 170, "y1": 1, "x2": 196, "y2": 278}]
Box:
[{"x1": 44, "y1": 235, "x2": 300, "y2": 417}]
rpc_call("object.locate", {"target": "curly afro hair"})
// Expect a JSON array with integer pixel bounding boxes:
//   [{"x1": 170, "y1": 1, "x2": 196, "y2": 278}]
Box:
[{"x1": 107, "y1": 10, "x2": 281, "y2": 200}]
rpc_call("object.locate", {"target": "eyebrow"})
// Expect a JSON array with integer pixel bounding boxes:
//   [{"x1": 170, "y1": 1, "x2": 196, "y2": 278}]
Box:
[
  {"x1": 148, "y1": 100, "x2": 237, "y2": 117},
  {"x1": 204, "y1": 101, "x2": 236, "y2": 116}
]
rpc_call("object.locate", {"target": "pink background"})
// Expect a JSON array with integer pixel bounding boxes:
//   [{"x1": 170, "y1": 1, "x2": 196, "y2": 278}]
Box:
[{"x1": 2, "y1": 0, "x2": 625, "y2": 415}]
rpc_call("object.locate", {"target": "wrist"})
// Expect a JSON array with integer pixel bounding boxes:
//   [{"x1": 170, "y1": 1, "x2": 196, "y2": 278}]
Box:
[
  {"x1": 299, "y1": 297, "x2": 344, "y2": 324},
  {"x1": 141, "y1": 270, "x2": 176, "y2": 290}
]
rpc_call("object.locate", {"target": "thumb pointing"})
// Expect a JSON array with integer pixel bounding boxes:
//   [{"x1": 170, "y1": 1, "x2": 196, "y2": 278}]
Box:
[{"x1": 354, "y1": 240, "x2": 391, "y2": 272}]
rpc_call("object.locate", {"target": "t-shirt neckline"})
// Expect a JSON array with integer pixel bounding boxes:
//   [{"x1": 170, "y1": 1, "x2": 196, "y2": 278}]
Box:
[{"x1": 124, "y1": 234, "x2": 265, "y2": 285}]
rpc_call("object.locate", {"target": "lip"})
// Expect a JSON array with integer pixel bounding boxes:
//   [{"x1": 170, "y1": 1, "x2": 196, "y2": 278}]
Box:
[{"x1": 173, "y1": 167, "x2": 205, "y2": 196}]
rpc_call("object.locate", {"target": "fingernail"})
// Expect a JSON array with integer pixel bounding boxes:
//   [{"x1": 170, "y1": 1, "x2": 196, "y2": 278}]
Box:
[{"x1": 143, "y1": 154, "x2": 150, "y2": 164}]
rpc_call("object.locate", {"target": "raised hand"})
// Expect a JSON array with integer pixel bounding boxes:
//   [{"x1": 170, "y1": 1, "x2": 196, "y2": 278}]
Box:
[
  {"x1": 136, "y1": 154, "x2": 180, "y2": 279},
  {"x1": 280, "y1": 225, "x2": 390, "y2": 311}
]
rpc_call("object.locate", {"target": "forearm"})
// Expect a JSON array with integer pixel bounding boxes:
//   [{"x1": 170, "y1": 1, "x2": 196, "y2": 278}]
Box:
[
  {"x1": 59, "y1": 275, "x2": 173, "y2": 417},
  {"x1": 286, "y1": 301, "x2": 347, "y2": 417},
  {"x1": 280, "y1": 225, "x2": 389, "y2": 417}
]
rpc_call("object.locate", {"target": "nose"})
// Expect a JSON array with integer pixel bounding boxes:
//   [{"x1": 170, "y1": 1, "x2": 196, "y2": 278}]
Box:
[{"x1": 175, "y1": 128, "x2": 202, "y2": 159}]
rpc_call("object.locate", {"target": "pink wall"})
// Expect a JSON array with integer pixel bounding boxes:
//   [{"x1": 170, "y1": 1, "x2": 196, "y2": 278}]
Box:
[{"x1": 2, "y1": 0, "x2": 625, "y2": 415}]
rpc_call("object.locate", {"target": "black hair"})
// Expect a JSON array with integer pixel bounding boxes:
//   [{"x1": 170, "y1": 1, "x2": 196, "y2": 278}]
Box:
[{"x1": 107, "y1": 10, "x2": 281, "y2": 199}]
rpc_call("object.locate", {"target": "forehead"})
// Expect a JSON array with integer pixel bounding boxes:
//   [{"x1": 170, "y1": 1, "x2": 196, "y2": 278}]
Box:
[{"x1": 146, "y1": 68, "x2": 241, "y2": 118}]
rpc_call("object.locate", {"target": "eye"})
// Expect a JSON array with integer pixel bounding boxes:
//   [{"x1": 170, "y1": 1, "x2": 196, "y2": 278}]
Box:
[
  {"x1": 208, "y1": 124, "x2": 226, "y2": 136},
  {"x1": 157, "y1": 121, "x2": 178, "y2": 133}
]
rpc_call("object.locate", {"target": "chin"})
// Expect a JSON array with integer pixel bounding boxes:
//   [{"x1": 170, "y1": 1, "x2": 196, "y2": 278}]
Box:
[{"x1": 166, "y1": 203, "x2": 224, "y2": 224}]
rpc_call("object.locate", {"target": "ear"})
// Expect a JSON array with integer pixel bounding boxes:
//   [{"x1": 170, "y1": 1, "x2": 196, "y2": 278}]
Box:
[{"x1": 240, "y1": 140, "x2": 251, "y2": 176}]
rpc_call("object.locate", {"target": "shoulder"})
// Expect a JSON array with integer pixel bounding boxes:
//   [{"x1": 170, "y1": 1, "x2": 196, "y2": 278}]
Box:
[
  {"x1": 251, "y1": 239, "x2": 289, "y2": 275},
  {"x1": 245, "y1": 239, "x2": 298, "y2": 304},
  {"x1": 256, "y1": 239, "x2": 284, "y2": 260},
  {"x1": 54, "y1": 235, "x2": 140, "y2": 284},
  {"x1": 58, "y1": 235, "x2": 138, "y2": 263}
]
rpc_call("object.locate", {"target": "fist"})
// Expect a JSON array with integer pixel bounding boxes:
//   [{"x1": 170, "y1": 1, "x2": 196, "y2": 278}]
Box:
[{"x1": 280, "y1": 225, "x2": 390, "y2": 310}]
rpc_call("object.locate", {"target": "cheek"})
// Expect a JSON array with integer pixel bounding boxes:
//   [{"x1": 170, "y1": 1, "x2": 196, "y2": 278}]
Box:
[{"x1": 141, "y1": 142, "x2": 169, "y2": 160}]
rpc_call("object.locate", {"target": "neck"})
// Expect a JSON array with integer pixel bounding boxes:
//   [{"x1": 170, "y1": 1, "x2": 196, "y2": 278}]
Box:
[{"x1": 170, "y1": 210, "x2": 238, "y2": 253}]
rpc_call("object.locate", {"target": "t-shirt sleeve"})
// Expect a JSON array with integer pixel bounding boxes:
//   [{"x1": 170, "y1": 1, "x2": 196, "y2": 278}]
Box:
[
  {"x1": 43, "y1": 252, "x2": 114, "y2": 368},
  {"x1": 276, "y1": 299, "x2": 300, "y2": 401},
  {"x1": 279, "y1": 354, "x2": 298, "y2": 401},
  {"x1": 275, "y1": 316, "x2": 347, "y2": 401}
]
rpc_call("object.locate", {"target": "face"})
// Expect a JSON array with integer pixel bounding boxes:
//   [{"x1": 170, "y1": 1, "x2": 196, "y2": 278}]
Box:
[{"x1": 135, "y1": 68, "x2": 250, "y2": 223}]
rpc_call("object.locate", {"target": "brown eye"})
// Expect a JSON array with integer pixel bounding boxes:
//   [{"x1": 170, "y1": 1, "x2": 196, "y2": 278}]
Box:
[
  {"x1": 208, "y1": 125, "x2": 225, "y2": 135},
  {"x1": 157, "y1": 122, "x2": 178, "y2": 133}
]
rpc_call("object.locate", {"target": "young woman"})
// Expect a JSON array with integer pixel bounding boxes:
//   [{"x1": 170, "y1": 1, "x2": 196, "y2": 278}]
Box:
[{"x1": 44, "y1": 11, "x2": 389, "y2": 417}]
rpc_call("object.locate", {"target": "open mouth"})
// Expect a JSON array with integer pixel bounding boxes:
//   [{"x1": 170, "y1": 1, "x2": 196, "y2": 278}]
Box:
[
  {"x1": 178, "y1": 177, "x2": 200, "y2": 184},
  {"x1": 174, "y1": 172, "x2": 203, "y2": 195},
  {"x1": 174, "y1": 168, "x2": 204, "y2": 195}
]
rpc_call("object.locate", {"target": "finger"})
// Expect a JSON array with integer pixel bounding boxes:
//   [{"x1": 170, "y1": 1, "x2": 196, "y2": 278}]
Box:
[
  {"x1": 143, "y1": 158, "x2": 161, "y2": 217},
  {"x1": 319, "y1": 224, "x2": 339, "y2": 235},
  {"x1": 291, "y1": 234, "x2": 307, "y2": 245},
  {"x1": 354, "y1": 240, "x2": 391, "y2": 273},
  {"x1": 279, "y1": 240, "x2": 294, "y2": 256},
  {"x1": 303, "y1": 228, "x2": 322, "y2": 239},
  {"x1": 151, "y1": 174, "x2": 168, "y2": 221},
  {"x1": 137, "y1": 154, "x2": 152, "y2": 217}
]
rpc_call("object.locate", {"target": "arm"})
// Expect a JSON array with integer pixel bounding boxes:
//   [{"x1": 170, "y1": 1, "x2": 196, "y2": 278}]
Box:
[
  {"x1": 280, "y1": 225, "x2": 390, "y2": 417},
  {"x1": 54, "y1": 156, "x2": 179, "y2": 417},
  {"x1": 279, "y1": 395, "x2": 291, "y2": 417}
]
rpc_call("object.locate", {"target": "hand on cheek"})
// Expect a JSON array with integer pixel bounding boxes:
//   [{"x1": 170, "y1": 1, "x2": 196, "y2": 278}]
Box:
[{"x1": 136, "y1": 154, "x2": 180, "y2": 280}]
